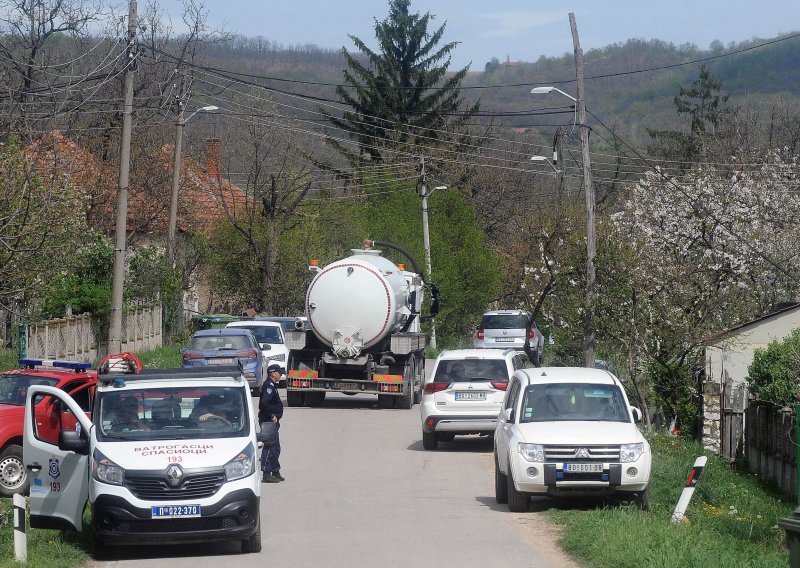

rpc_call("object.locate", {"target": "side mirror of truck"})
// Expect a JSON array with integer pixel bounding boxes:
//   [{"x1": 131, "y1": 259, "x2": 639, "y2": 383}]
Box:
[
  {"x1": 429, "y1": 284, "x2": 440, "y2": 317},
  {"x1": 59, "y1": 429, "x2": 89, "y2": 455}
]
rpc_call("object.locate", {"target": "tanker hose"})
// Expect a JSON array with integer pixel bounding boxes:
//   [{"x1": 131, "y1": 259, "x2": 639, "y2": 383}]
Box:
[
  {"x1": 380, "y1": 354, "x2": 396, "y2": 366},
  {"x1": 365, "y1": 240, "x2": 422, "y2": 276}
]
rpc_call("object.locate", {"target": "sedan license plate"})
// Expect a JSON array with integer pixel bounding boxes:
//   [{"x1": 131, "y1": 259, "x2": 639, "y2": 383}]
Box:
[
  {"x1": 454, "y1": 391, "x2": 487, "y2": 401},
  {"x1": 564, "y1": 463, "x2": 603, "y2": 473},
  {"x1": 151, "y1": 504, "x2": 201, "y2": 519},
  {"x1": 337, "y1": 382, "x2": 359, "y2": 390},
  {"x1": 209, "y1": 357, "x2": 235, "y2": 365}
]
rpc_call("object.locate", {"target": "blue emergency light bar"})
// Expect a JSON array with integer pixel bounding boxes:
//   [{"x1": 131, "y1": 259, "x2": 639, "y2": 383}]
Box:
[{"x1": 19, "y1": 358, "x2": 92, "y2": 372}]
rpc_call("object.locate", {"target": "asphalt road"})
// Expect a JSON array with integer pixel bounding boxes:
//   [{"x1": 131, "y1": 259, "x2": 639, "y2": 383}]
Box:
[{"x1": 93, "y1": 370, "x2": 580, "y2": 567}]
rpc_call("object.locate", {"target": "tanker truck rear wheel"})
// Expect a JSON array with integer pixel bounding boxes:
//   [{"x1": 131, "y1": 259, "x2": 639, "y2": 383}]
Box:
[
  {"x1": 305, "y1": 392, "x2": 325, "y2": 407},
  {"x1": 377, "y1": 394, "x2": 394, "y2": 409},
  {"x1": 287, "y1": 391, "x2": 305, "y2": 407}
]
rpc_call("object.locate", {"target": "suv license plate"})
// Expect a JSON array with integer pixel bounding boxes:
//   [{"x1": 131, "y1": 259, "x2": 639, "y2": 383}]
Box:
[
  {"x1": 337, "y1": 382, "x2": 359, "y2": 390},
  {"x1": 455, "y1": 392, "x2": 487, "y2": 401},
  {"x1": 565, "y1": 463, "x2": 603, "y2": 473},
  {"x1": 151, "y1": 505, "x2": 201, "y2": 518},
  {"x1": 495, "y1": 337, "x2": 514, "y2": 342}
]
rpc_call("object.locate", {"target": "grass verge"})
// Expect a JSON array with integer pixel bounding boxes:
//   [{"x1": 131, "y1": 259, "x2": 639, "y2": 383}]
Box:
[{"x1": 547, "y1": 432, "x2": 792, "y2": 567}]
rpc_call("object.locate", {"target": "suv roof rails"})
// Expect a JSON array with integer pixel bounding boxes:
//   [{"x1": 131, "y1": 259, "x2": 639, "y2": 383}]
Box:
[{"x1": 99, "y1": 366, "x2": 243, "y2": 386}]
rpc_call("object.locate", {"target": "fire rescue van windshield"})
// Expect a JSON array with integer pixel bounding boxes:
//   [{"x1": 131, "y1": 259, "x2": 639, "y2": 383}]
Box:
[{"x1": 23, "y1": 366, "x2": 262, "y2": 555}]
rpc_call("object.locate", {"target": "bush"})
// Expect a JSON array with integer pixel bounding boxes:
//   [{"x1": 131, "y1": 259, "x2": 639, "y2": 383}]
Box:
[{"x1": 747, "y1": 329, "x2": 800, "y2": 406}]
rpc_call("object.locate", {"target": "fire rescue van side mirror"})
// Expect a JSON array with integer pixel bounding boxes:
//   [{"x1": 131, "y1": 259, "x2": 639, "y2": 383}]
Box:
[{"x1": 58, "y1": 429, "x2": 89, "y2": 455}]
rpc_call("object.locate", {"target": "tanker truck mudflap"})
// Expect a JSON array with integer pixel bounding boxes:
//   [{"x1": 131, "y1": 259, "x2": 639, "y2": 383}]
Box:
[{"x1": 286, "y1": 242, "x2": 430, "y2": 408}]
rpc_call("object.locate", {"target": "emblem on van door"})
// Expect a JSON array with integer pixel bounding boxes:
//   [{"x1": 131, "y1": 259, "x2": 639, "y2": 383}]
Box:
[
  {"x1": 575, "y1": 448, "x2": 590, "y2": 459},
  {"x1": 166, "y1": 464, "x2": 184, "y2": 487}
]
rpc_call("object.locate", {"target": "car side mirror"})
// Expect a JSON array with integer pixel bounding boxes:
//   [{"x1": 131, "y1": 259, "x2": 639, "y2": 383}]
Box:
[
  {"x1": 630, "y1": 407, "x2": 642, "y2": 423},
  {"x1": 503, "y1": 407, "x2": 514, "y2": 422},
  {"x1": 59, "y1": 429, "x2": 89, "y2": 455},
  {"x1": 260, "y1": 343, "x2": 272, "y2": 351},
  {"x1": 180, "y1": 347, "x2": 188, "y2": 354},
  {"x1": 429, "y1": 284, "x2": 440, "y2": 317}
]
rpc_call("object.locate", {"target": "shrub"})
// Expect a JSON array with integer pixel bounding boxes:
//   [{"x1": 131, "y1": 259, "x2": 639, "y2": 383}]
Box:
[{"x1": 747, "y1": 328, "x2": 800, "y2": 406}]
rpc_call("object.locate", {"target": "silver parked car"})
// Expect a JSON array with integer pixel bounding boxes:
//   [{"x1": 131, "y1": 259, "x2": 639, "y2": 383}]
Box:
[{"x1": 473, "y1": 310, "x2": 545, "y2": 365}]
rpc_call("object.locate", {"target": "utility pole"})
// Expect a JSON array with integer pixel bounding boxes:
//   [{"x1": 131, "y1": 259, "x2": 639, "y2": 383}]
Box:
[
  {"x1": 167, "y1": 78, "x2": 186, "y2": 264},
  {"x1": 569, "y1": 12, "x2": 596, "y2": 368},
  {"x1": 419, "y1": 157, "x2": 437, "y2": 350},
  {"x1": 108, "y1": 0, "x2": 137, "y2": 355}
]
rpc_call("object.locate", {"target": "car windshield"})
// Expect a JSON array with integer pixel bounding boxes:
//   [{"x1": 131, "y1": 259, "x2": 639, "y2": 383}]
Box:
[
  {"x1": 519, "y1": 383, "x2": 629, "y2": 423},
  {"x1": 97, "y1": 386, "x2": 249, "y2": 441},
  {"x1": 238, "y1": 326, "x2": 283, "y2": 344},
  {"x1": 0, "y1": 374, "x2": 59, "y2": 406},
  {"x1": 190, "y1": 335, "x2": 251, "y2": 351},
  {"x1": 480, "y1": 314, "x2": 528, "y2": 329},
  {"x1": 433, "y1": 359, "x2": 508, "y2": 382}
]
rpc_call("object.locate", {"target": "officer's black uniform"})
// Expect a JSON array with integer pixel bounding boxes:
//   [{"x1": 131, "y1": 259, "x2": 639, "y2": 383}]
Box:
[{"x1": 259, "y1": 365, "x2": 284, "y2": 481}]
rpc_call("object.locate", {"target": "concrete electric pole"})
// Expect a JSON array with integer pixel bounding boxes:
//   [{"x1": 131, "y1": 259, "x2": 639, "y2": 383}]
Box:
[
  {"x1": 569, "y1": 12, "x2": 597, "y2": 368},
  {"x1": 108, "y1": 0, "x2": 137, "y2": 354}
]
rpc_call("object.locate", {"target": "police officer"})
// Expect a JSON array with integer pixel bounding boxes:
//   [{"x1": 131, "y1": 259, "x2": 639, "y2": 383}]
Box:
[{"x1": 259, "y1": 364, "x2": 285, "y2": 482}]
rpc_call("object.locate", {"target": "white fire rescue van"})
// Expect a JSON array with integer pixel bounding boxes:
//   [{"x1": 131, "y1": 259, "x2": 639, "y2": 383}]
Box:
[{"x1": 23, "y1": 366, "x2": 262, "y2": 556}]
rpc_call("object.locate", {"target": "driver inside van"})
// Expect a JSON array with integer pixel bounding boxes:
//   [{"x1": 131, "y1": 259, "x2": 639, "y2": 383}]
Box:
[{"x1": 110, "y1": 395, "x2": 144, "y2": 430}]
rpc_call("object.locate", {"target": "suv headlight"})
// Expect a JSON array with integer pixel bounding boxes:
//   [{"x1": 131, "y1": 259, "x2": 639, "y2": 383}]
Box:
[
  {"x1": 620, "y1": 443, "x2": 644, "y2": 463},
  {"x1": 224, "y1": 442, "x2": 255, "y2": 481},
  {"x1": 92, "y1": 449, "x2": 124, "y2": 485},
  {"x1": 518, "y1": 443, "x2": 545, "y2": 462}
]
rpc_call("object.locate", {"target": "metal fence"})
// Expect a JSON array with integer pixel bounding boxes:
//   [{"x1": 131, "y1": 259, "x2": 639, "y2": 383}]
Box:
[
  {"x1": 744, "y1": 402, "x2": 797, "y2": 499},
  {"x1": 26, "y1": 305, "x2": 162, "y2": 362}
]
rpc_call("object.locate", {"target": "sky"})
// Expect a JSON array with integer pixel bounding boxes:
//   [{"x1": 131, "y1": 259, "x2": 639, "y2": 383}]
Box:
[{"x1": 156, "y1": 0, "x2": 800, "y2": 69}]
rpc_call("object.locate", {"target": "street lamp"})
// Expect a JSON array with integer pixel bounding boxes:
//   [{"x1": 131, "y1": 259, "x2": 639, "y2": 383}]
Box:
[
  {"x1": 168, "y1": 104, "x2": 219, "y2": 262},
  {"x1": 532, "y1": 85, "x2": 596, "y2": 367},
  {"x1": 530, "y1": 155, "x2": 559, "y2": 175}
]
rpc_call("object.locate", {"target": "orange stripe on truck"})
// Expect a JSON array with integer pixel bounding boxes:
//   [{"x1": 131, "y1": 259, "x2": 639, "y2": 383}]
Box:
[
  {"x1": 372, "y1": 374, "x2": 403, "y2": 383},
  {"x1": 288, "y1": 369, "x2": 319, "y2": 379}
]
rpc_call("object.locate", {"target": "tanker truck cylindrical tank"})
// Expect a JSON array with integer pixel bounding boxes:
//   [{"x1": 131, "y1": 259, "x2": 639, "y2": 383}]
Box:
[{"x1": 306, "y1": 250, "x2": 411, "y2": 355}]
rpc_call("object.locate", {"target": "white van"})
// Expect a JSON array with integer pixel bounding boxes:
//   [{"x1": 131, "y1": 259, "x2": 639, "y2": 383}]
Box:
[{"x1": 23, "y1": 367, "x2": 262, "y2": 556}]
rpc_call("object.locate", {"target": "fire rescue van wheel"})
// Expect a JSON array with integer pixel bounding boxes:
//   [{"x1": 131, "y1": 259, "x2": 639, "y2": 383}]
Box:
[
  {"x1": 0, "y1": 445, "x2": 26, "y2": 497},
  {"x1": 422, "y1": 431, "x2": 438, "y2": 451},
  {"x1": 286, "y1": 390, "x2": 305, "y2": 407},
  {"x1": 494, "y1": 452, "x2": 508, "y2": 504},
  {"x1": 507, "y1": 462, "x2": 530, "y2": 513},
  {"x1": 241, "y1": 518, "x2": 262, "y2": 553}
]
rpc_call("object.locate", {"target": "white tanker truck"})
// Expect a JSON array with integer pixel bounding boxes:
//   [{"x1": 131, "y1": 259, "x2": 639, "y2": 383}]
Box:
[{"x1": 284, "y1": 240, "x2": 439, "y2": 408}]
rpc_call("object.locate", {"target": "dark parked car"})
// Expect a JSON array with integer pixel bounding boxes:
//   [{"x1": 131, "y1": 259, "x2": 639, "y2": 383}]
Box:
[{"x1": 182, "y1": 328, "x2": 265, "y2": 395}]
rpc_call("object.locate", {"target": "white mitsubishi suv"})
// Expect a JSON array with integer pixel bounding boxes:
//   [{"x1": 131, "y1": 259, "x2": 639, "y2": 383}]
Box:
[{"x1": 494, "y1": 366, "x2": 651, "y2": 512}]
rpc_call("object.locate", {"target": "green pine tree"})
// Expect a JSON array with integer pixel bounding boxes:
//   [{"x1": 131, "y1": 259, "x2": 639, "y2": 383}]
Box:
[{"x1": 326, "y1": 0, "x2": 479, "y2": 164}]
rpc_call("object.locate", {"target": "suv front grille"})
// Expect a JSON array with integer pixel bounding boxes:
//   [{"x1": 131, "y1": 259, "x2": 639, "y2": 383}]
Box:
[
  {"x1": 544, "y1": 444, "x2": 621, "y2": 462},
  {"x1": 125, "y1": 471, "x2": 225, "y2": 500}
]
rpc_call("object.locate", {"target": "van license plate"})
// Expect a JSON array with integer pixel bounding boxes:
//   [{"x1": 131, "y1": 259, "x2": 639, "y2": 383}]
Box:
[
  {"x1": 565, "y1": 463, "x2": 603, "y2": 473},
  {"x1": 455, "y1": 392, "x2": 487, "y2": 401},
  {"x1": 151, "y1": 505, "x2": 201, "y2": 518}
]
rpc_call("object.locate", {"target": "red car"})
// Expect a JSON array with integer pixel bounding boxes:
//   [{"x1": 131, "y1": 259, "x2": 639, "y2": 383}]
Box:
[{"x1": 0, "y1": 358, "x2": 97, "y2": 497}]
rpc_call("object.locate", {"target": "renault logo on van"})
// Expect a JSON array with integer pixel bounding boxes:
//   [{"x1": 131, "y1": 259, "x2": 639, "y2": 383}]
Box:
[{"x1": 166, "y1": 464, "x2": 184, "y2": 487}]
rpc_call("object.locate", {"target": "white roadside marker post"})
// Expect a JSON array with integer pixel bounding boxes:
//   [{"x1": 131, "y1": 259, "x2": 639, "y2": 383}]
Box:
[
  {"x1": 671, "y1": 455, "x2": 707, "y2": 523},
  {"x1": 13, "y1": 493, "x2": 27, "y2": 562}
]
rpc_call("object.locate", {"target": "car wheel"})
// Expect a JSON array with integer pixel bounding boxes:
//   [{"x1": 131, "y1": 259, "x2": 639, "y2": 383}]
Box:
[
  {"x1": 241, "y1": 517, "x2": 262, "y2": 553},
  {"x1": 422, "y1": 431, "x2": 438, "y2": 451},
  {"x1": 634, "y1": 485, "x2": 651, "y2": 511},
  {"x1": 0, "y1": 445, "x2": 27, "y2": 497},
  {"x1": 286, "y1": 390, "x2": 305, "y2": 407},
  {"x1": 506, "y1": 462, "x2": 530, "y2": 512},
  {"x1": 494, "y1": 452, "x2": 508, "y2": 504}
]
